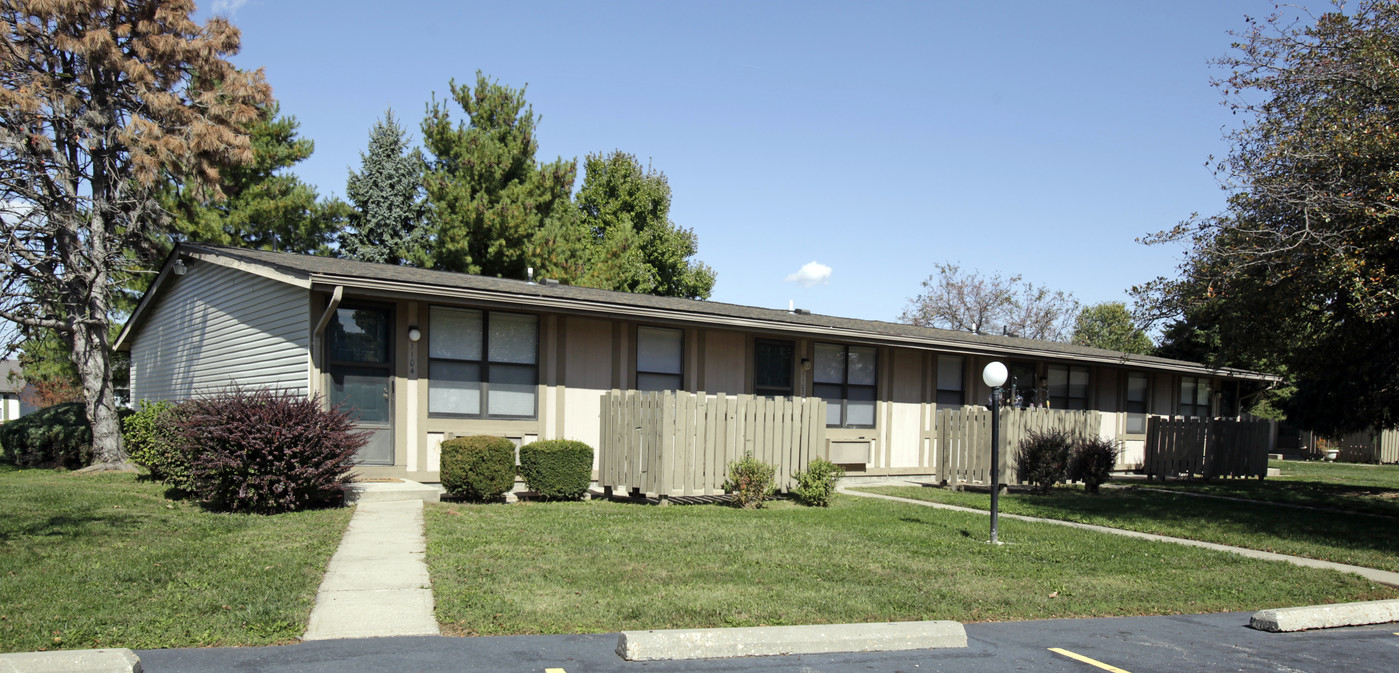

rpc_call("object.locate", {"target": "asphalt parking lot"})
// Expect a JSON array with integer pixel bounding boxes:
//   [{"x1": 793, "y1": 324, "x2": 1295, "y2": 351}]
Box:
[{"x1": 137, "y1": 611, "x2": 1399, "y2": 673}]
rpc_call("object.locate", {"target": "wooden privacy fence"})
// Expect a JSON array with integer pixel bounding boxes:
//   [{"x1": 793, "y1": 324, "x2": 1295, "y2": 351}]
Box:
[
  {"x1": 1330, "y1": 428, "x2": 1399, "y2": 464},
  {"x1": 1296, "y1": 429, "x2": 1399, "y2": 463},
  {"x1": 935, "y1": 407, "x2": 1102, "y2": 486},
  {"x1": 598, "y1": 390, "x2": 827, "y2": 501},
  {"x1": 1144, "y1": 416, "x2": 1273, "y2": 480}
]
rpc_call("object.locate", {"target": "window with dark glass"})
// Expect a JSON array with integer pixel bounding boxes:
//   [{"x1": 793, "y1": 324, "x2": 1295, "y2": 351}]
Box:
[
  {"x1": 428, "y1": 307, "x2": 538, "y2": 418},
  {"x1": 637, "y1": 326, "x2": 683, "y2": 392},
  {"x1": 754, "y1": 339, "x2": 794, "y2": 398},
  {"x1": 813, "y1": 343, "x2": 877, "y2": 428},
  {"x1": 1007, "y1": 362, "x2": 1038, "y2": 407},
  {"x1": 1047, "y1": 365, "x2": 1090, "y2": 410},
  {"x1": 1125, "y1": 372, "x2": 1149, "y2": 434},
  {"x1": 1179, "y1": 376, "x2": 1212, "y2": 418},
  {"x1": 936, "y1": 355, "x2": 964, "y2": 406}
]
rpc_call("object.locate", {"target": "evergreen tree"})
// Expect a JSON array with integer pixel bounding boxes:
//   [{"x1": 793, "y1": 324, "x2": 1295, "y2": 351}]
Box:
[
  {"x1": 341, "y1": 110, "x2": 427, "y2": 265},
  {"x1": 420, "y1": 72, "x2": 584, "y2": 281},
  {"x1": 575, "y1": 151, "x2": 716, "y2": 299},
  {"x1": 161, "y1": 103, "x2": 346, "y2": 257}
]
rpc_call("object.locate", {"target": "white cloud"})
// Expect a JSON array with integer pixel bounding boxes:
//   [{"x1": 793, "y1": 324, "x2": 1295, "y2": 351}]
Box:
[
  {"x1": 211, "y1": 0, "x2": 248, "y2": 16},
  {"x1": 785, "y1": 261, "x2": 832, "y2": 287}
]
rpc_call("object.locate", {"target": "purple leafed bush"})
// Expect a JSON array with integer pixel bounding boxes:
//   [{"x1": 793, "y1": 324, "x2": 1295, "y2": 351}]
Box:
[{"x1": 179, "y1": 388, "x2": 366, "y2": 514}]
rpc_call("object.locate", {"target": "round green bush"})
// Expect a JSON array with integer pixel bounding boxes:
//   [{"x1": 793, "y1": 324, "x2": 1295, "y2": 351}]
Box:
[
  {"x1": 793, "y1": 457, "x2": 845, "y2": 507},
  {"x1": 440, "y1": 435, "x2": 517, "y2": 501},
  {"x1": 518, "y1": 439, "x2": 593, "y2": 500},
  {"x1": 0, "y1": 402, "x2": 91, "y2": 468},
  {"x1": 723, "y1": 452, "x2": 777, "y2": 509},
  {"x1": 123, "y1": 400, "x2": 195, "y2": 491}
]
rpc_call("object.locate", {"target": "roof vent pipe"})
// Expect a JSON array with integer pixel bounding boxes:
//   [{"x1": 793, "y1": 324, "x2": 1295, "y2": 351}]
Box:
[
  {"x1": 788, "y1": 300, "x2": 794, "y2": 313},
  {"x1": 527, "y1": 267, "x2": 535, "y2": 284}
]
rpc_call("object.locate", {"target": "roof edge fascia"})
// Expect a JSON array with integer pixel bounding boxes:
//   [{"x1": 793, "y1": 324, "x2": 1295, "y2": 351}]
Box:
[{"x1": 310, "y1": 274, "x2": 1279, "y2": 383}]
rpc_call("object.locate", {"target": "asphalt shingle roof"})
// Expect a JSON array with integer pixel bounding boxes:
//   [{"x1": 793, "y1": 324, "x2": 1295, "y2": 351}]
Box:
[{"x1": 142, "y1": 243, "x2": 1272, "y2": 381}]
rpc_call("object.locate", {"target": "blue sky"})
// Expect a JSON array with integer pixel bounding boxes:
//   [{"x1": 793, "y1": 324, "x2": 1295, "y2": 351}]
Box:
[{"x1": 201, "y1": 0, "x2": 1275, "y2": 326}]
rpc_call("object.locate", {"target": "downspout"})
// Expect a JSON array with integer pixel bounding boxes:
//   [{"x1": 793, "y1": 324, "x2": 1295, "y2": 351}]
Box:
[{"x1": 310, "y1": 286, "x2": 344, "y2": 398}]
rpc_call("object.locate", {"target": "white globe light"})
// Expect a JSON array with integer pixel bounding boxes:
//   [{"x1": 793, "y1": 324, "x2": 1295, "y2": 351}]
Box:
[{"x1": 982, "y1": 361, "x2": 1008, "y2": 388}]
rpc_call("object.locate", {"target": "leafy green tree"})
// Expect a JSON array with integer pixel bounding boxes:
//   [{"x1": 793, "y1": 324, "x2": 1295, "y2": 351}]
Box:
[
  {"x1": 574, "y1": 151, "x2": 716, "y2": 299},
  {"x1": 341, "y1": 109, "x2": 427, "y2": 265},
  {"x1": 420, "y1": 72, "x2": 584, "y2": 281},
  {"x1": 0, "y1": 0, "x2": 271, "y2": 469},
  {"x1": 1071, "y1": 302, "x2": 1153, "y2": 354},
  {"x1": 161, "y1": 103, "x2": 346, "y2": 257},
  {"x1": 1134, "y1": 1, "x2": 1399, "y2": 433}
]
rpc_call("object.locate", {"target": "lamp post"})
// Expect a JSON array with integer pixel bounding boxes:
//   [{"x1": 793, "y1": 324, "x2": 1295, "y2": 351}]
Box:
[{"x1": 982, "y1": 361, "x2": 1008, "y2": 544}]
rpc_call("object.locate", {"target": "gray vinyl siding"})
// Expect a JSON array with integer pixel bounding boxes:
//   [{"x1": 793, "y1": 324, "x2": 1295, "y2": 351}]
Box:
[{"x1": 130, "y1": 264, "x2": 310, "y2": 402}]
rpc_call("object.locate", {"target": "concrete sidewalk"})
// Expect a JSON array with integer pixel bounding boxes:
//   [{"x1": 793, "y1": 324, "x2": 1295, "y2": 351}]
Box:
[
  {"x1": 302, "y1": 499, "x2": 440, "y2": 640},
  {"x1": 840, "y1": 485, "x2": 1399, "y2": 587}
]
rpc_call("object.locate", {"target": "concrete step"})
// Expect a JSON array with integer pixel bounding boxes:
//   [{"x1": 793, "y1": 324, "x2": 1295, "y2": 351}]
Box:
[{"x1": 343, "y1": 479, "x2": 442, "y2": 504}]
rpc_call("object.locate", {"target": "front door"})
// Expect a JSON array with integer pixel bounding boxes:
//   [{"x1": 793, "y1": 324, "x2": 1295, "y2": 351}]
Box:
[{"x1": 326, "y1": 305, "x2": 394, "y2": 465}]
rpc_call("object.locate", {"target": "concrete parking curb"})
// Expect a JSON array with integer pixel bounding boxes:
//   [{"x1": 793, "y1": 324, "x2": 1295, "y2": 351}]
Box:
[
  {"x1": 0, "y1": 648, "x2": 141, "y2": 673},
  {"x1": 615, "y1": 620, "x2": 967, "y2": 661},
  {"x1": 1250, "y1": 599, "x2": 1399, "y2": 632}
]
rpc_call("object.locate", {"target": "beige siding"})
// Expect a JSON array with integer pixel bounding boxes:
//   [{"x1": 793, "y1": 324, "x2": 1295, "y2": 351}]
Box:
[
  {"x1": 131, "y1": 264, "x2": 310, "y2": 402},
  {"x1": 1151, "y1": 373, "x2": 1175, "y2": 415},
  {"x1": 1094, "y1": 368, "x2": 1119, "y2": 413},
  {"x1": 561, "y1": 316, "x2": 613, "y2": 450},
  {"x1": 1119, "y1": 439, "x2": 1146, "y2": 469},
  {"x1": 702, "y1": 330, "x2": 746, "y2": 394},
  {"x1": 887, "y1": 349, "x2": 924, "y2": 468}
]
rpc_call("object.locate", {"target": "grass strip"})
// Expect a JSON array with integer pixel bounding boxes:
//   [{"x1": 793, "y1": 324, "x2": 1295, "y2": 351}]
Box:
[
  {"x1": 0, "y1": 466, "x2": 351, "y2": 653},
  {"x1": 859, "y1": 483, "x2": 1399, "y2": 573},
  {"x1": 424, "y1": 496, "x2": 1395, "y2": 635},
  {"x1": 1139, "y1": 461, "x2": 1399, "y2": 518}
]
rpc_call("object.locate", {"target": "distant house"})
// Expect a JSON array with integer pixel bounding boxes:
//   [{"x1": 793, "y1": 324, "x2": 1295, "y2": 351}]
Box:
[
  {"x1": 114, "y1": 243, "x2": 1278, "y2": 483},
  {"x1": 1, "y1": 360, "x2": 27, "y2": 423}
]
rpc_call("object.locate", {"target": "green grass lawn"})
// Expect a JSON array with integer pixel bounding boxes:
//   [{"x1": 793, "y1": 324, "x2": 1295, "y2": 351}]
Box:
[
  {"x1": 424, "y1": 496, "x2": 1396, "y2": 636},
  {"x1": 1136, "y1": 460, "x2": 1399, "y2": 518},
  {"x1": 0, "y1": 466, "x2": 351, "y2": 653},
  {"x1": 859, "y1": 481, "x2": 1399, "y2": 573}
]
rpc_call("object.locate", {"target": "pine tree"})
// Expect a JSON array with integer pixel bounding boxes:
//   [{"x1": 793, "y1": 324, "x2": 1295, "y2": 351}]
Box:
[
  {"x1": 341, "y1": 110, "x2": 426, "y2": 265},
  {"x1": 420, "y1": 72, "x2": 585, "y2": 281},
  {"x1": 575, "y1": 151, "x2": 716, "y2": 299},
  {"x1": 161, "y1": 103, "x2": 346, "y2": 257},
  {"x1": 0, "y1": 0, "x2": 271, "y2": 469}
]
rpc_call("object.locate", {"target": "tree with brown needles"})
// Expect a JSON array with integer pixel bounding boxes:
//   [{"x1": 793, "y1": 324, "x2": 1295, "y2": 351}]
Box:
[{"x1": 0, "y1": 0, "x2": 271, "y2": 470}]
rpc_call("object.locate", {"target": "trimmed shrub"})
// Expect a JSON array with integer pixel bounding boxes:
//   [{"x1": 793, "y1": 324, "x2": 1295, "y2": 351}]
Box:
[
  {"x1": 123, "y1": 400, "x2": 195, "y2": 491},
  {"x1": 723, "y1": 452, "x2": 777, "y2": 509},
  {"x1": 179, "y1": 388, "x2": 364, "y2": 514},
  {"x1": 440, "y1": 435, "x2": 516, "y2": 501},
  {"x1": 1070, "y1": 435, "x2": 1121, "y2": 494},
  {"x1": 1016, "y1": 428, "x2": 1073, "y2": 494},
  {"x1": 518, "y1": 439, "x2": 593, "y2": 500},
  {"x1": 0, "y1": 402, "x2": 91, "y2": 468},
  {"x1": 792, "y1": 457, "x2": 845, "y2": 507}
]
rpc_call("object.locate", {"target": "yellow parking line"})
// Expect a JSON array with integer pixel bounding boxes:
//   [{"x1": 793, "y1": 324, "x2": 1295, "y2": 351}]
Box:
[
  {"x1": 1049, "y1": 647, "x2": 1133, "y2": 673},
  {"x1": 546, "y1": 669, "x2": 567, "y2": 673}
]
